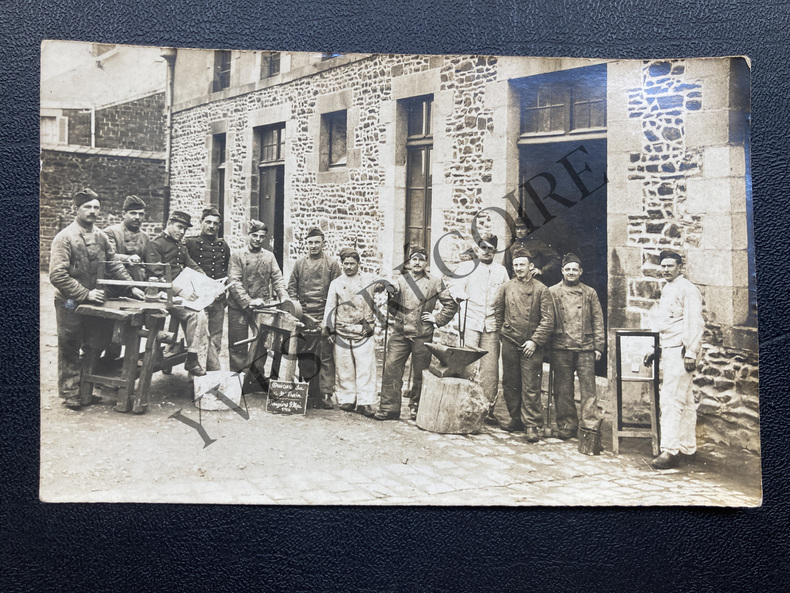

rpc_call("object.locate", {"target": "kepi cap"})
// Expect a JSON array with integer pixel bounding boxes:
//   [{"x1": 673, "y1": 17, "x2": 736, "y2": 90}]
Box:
[{"x1": 168, "y1": 210, "x2": 193, "y2": 228}]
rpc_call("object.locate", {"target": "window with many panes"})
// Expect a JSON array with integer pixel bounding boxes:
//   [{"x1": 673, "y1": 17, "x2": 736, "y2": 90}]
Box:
[
  {"x1": 261, "y1": 51, "x2": 281, "y2": 79},
  {"x1": 517, "y1": 65, "x2": 606, "y2": 138},
  {"x1": 404, "y1": 95, "x2": 434, "y2": 255},
  {"x1": 321, "y1": 110, "x2": 347, "y2": 169},
  {"x1": 213, "y1": 50, "x2": 232, "y2": 92}
]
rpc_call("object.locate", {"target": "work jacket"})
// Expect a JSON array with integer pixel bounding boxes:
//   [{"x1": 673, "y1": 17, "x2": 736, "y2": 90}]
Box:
[
  {"x1": 49, "y1": 220, "x2": 132, "y2": 303},
  {"x1": 549, "y1": 281, "x2": 605, "y2": 352},
  {"x1": 287, "y1": 252, "x2": 341, "y2": 318},
  {"x1": 493, "y1": 277, "x2": 554, "y2": 347},
  {"x1": 389, "y1": 272, "x2": 458, "y2": 339},
  {"x1": 104, "y1": 222, "x2": 149, "y2": 282},
  {"x1": 228, "y1": 246, "x2": 288, "y2": 311}
]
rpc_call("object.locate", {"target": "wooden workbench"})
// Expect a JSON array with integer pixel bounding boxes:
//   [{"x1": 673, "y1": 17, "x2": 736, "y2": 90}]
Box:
[{"x1": 76, "y1": 299, "x2": 188, "y2": 414}]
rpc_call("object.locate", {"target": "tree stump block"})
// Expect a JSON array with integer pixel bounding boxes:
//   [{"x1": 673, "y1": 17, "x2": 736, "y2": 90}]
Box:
[{"x1": 415, "y1": 370, "x2": 489, "y2": 434}]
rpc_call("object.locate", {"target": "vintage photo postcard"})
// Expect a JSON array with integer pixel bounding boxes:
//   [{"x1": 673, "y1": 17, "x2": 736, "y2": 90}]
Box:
[{"x1": 39, "y1": 42, "x2": 760, "y2": 505}]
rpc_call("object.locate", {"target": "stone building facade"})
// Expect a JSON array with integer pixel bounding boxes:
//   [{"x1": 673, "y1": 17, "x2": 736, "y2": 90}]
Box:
[{"x1": 165, "y1": 51, "x2": 757, "y2": 452}]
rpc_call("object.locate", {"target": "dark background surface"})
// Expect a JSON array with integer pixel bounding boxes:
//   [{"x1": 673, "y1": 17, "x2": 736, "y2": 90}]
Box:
[{"x1": 2, "y1": 1, "x2": 789, "y2": 591}]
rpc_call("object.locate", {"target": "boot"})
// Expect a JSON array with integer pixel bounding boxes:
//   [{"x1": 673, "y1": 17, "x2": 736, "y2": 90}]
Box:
[
  {"x1": 184, "y1": 353, "x2": 206, "y2": 376},
  {"x1": 320, "y1": 393, "x2": 334, "y2": 409}
]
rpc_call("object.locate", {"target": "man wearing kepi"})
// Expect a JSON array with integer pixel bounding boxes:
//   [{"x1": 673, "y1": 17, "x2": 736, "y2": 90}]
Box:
[
  {"x1": 374, "y1": 245, "x2": 457, "y2": 421},
  {"x1": 186, "y1": 207, "x2": 231, "y2": 372},
  {"x1": 549, "y1": 253, "x2": 605, "y2": 440},
  {"x1": 144, "y1": 210, "x2": 210, "y2": 377},
  {"x1": 447, "y1": 235, "x2": 509, "y2": 424},
  {"x1": 227, "y1": 219, "x2": 289, "y2": 373},
  {"x1": 323, "y1": 248, "x2": 378, "y2": 417},
  {"x1": 287, "y1": 227, "x2": 341, "y2": 409},
  {"x1": 493, "y1": 245, "x2": 555, "y2": 442},
  {"x1": 103, "y1": 195, "x2": 149, "y2": 283},
  {"x1": 49, "y1": 188, "x2": 144, "y2": 409},
  {"x1": 646, "y1": 250, "x2": 705, "y2": 469}
]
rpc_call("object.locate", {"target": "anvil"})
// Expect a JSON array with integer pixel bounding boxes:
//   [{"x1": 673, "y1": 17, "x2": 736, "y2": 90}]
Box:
[{"x1": 425, "y1": 343, "x2": 488, "y2": 378}]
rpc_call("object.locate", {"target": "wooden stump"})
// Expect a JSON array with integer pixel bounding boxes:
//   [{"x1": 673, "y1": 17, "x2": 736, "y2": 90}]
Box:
[{"x1": 415, "y1": 370, "x2": 489, "y2": 434}]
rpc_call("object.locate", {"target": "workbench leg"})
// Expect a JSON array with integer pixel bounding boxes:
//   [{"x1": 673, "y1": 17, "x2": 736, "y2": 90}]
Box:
[
  {"x1": 132, "y1": 314, "x2": 165, "y2": 414},
  {"x1": 114, "y1": 323, "x2": 142, "y2": 413}
]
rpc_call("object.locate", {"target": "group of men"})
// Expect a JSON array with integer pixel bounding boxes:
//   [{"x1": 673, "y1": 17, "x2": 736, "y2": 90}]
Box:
[{"x1": 50, "y1": 188, "x2": 705, "y2": 470}]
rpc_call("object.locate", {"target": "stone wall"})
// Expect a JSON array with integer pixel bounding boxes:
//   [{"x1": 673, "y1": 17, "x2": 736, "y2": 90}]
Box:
[
  {"x1": 170, "y1": 54, "x2": 503, "y2": 277},
  {"x1": 608, "y1": 58, "x2": 758, "y2": 453},
  {"x1": 40, "y1": 148, "x2": 166, "y2": 269},
  {"x1": 95, "y1": 92, "x2": 166, "y2": 152}
]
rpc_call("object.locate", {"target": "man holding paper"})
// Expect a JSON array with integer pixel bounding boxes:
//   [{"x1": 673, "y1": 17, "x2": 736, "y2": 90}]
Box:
[
  {"x1": 227, "y1": 219, "x2": 290, "y2": 372},
  {"x1": 144, "y1": 210, "x2": 210, "y2": 377},
  {"x1": 186, "y1": 207, "x2": 231, "y2": 372}
]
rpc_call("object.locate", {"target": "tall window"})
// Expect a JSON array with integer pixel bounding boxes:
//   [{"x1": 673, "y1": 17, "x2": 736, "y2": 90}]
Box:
[
  {"x1": 256, "y1": 123, "x2": 286, "y2": 266},
  {"x1": 404, "y1": 95, "x2": 434, "y2": 255},
  {"x1": 321, "y1": 110, "x2": 347, "y2": 169},
  {"x1": 212, "y1": 133, "x2": 227, "y2": 236},
  {"x1": 517, "y1": 65, "x2": 606, "y2": 137},
  {"x1": 261, "y1": 51, "x2": 280, "y2": 78},
  {"x1": 213, "y1": 50, "x2": 232, "y2": 92}
]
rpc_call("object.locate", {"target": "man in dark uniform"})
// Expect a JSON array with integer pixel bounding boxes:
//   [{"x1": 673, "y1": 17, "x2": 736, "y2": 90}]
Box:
[
  {"x1": 503, "y1": 217, "x2": 561, "y2": 285},
  {"x1": 186, "y1": 207, "x2": 230, "y2": 372},
  {"x1": 49, "y1": 188, "x2": 144, "y2": 409},
  {"x1": 287, "y1": 227, "x2": 342, "y2": 409},
  {"x1": 103, "y1": 195, "x2": 150, "y2": 283},
  {"x1": 144, "y1": 210, "x2": 209, "y2": 376}
]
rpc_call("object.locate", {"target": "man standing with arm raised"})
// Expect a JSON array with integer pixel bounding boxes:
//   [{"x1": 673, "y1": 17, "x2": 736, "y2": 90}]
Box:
[{"x1": 287, "y1": 227, "x2": 341, "y2": 409}]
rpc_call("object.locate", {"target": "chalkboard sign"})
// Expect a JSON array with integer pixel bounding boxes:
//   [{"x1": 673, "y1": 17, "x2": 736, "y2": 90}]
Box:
[{"x1": 266, "y1": 380, "x2": 309, "y2": 415}]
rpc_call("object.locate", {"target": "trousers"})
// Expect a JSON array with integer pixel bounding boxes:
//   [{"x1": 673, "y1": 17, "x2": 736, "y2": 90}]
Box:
[
  {"x1": 552, "y1": 349, "x2": 599, "y2": 431},
  {"x1": 55, "y1": 299, "x2": 112, "y2": 400},
  {"x1": 659, "y1": 345, "x2": 698, "y2": 455},
  {"x1": 461, "y1": 328, "x2": 501, "y2": 404},
  {"x1": 500, "y1": 338, "x2": 544, "y2": 428},
  {"x1": 379, "y1": 331, "x2": 432, "y2": 414},
  {"x1": 298, "y1": 330, "x2": 336, "y2": 402},
  {"x1": 169, "y1": 305, "x2": 209, "y2": 362},
  {"x1": 334, "y1": 335, "x2": 377, "y2": 406},
  {"x1": 204, "y1": 297, "x2": 226, "y2": 372}
]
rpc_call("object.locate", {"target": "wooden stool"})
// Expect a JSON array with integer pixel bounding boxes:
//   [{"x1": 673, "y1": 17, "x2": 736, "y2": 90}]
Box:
[{"x1": 611, "y1": 330, "x2": 661, "y2": 455}]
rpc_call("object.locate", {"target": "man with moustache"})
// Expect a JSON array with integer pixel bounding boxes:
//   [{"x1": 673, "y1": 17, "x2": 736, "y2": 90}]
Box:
[
  {"x1": 287, "y1": 227, "x2": 342, "y2": 409},
  {"x1": 493, "y1": 245, "x2": 555, "y2": 443},
  {"x1": 549, "y1": 253, "x2": 605, "y2": 440},
  {"x1": 227, "y1": 219, "x2": 290, "y2": 372},
  {"x1": 145, "y1": 210, "x2": 210, "y2": 377},
  {"x1": 646, "y1": 250, "x2": 705, "y2": 470},
  {"x1": 323, "y1": 248, "x2": 379, "y2": 417},
  {"x1": 103, "y1": 195, "x2": 150, "y2": 283},
  {"x1": 186, "y1": 207, "x2": 231, "y2": 372},
  {"x1": 447, "y1": 235, "x2": 510, "y2": 425},
  {"x1": 373, "y1": 245, "x2": 458, "y2": 421},
  {"x1": 49, "y1": 188, "x2": 144, "y2": 409}
]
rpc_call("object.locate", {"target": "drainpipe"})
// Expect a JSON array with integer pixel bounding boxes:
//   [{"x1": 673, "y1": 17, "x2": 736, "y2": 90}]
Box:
[
  {"x1": 160, "y1": 47, "x2": 177, "y2": 227},
  {"x1": 90, "y1": 106, "x2": 96, "y2": 148}
]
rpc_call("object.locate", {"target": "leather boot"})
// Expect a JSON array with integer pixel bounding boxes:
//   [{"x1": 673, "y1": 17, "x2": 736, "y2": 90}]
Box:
[
  {"x1": 651, "y1": 451, "x2": 678, "y2": 469},
  {"x1": 320, "y1": 393, "x2": 334, "y2": 409},
  {"x1": 184, "y1": 353, "x2": 206, "y2": 377}
]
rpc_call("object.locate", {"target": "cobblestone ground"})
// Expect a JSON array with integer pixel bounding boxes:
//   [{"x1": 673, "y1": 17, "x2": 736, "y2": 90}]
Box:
[{"x1": 39, "y1": 392, "x2": 761, "y2": 507}]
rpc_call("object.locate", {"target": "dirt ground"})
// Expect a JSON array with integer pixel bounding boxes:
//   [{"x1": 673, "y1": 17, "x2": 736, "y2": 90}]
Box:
[{"x1": 39, "y1": 274, "x2": 761, "y2": 505}]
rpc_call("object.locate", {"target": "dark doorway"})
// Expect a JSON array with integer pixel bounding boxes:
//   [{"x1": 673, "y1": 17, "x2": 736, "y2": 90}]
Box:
[{"x1": 256, "y1": 123, "x2": 286, "y2": 268}]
